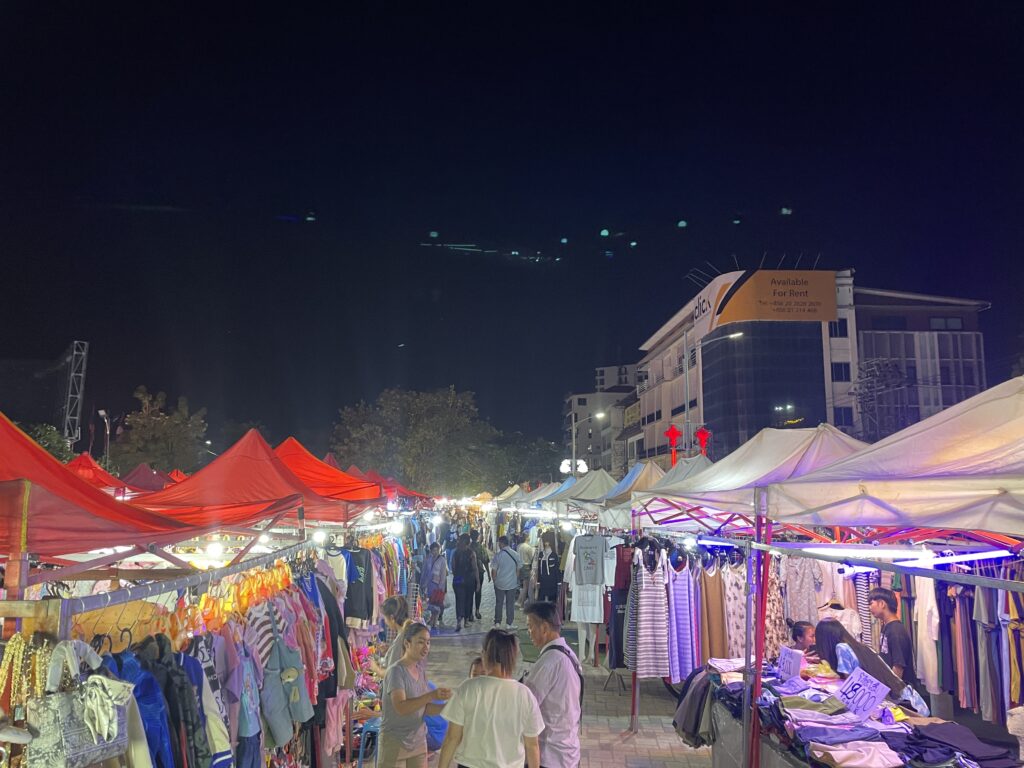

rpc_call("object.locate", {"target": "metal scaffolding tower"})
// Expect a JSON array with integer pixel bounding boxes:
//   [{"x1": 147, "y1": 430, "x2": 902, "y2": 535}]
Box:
[{"x1": 59, "y1": 341, "x2": 88, "y2": 447}]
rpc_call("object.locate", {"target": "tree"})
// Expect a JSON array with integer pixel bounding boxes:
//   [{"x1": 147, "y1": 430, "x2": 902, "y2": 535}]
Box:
[
  {"x1": 331, "y1": 386, "x2": 557, "y2": 497},
  {"x1": 22, "y1": 423, "x2": 75, "y2": 463},
  {"x1": 110, "y1": 386, "x2": 209, "y2": 472}
]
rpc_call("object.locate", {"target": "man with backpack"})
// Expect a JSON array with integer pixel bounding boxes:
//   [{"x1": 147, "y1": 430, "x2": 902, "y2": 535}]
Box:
[
  {"x1": 523, "y1": 601, "x2": 583, "y2": 768},
  {"x1": 491, "y1": 535, "x2": 522, "y2": 629}
]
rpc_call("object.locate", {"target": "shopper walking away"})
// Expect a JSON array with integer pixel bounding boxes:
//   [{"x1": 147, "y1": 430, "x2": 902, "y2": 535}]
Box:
[
  {"x1": 438, "y1": 629, "x2": 543, "y2": 768},
  {"x1": 491, "y1": 536, "x2": 523, "y2": 629},
  {"x1": 523, "y1": 601, "x2": 582, "y2": 768},
  {"x1": 451, "y1": 533, "x2": 480, "y2": 631},
  {"x1": 421, "y1": 542, "x2": 449, "y2": 628},
  {"x1": 380, "y1": 623, "x2": 453, "y2": 768},
  {"x1": 470, "y1": 529, "x2": 491, "y2": 620},
  {"x1": 517, "y1": 536, "x2": 535, "y2": 608}
]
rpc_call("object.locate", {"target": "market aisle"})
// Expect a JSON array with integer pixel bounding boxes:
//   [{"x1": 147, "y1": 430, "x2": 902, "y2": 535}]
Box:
[{"x1": 425, "y1": 630, "x2": 712, "y2": 768}]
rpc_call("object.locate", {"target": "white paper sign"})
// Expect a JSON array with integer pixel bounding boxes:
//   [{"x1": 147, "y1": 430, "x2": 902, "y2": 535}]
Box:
[
  {"x1": 836, "y1": 667, "x2": 890, "y2": 720},
  {"x1": 778, "y1": 647, "x2": 803, "y2": 681}
]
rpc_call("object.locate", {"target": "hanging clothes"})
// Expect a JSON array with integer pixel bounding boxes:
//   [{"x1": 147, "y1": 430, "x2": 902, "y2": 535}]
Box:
[
  {"x1": 698, "y1": 562, "x2": 728, "y2": 664},
  {"x1": 914, "y1": 573, "x2": 942, "y2": 695},
  {"x1": 780, "y1": 556, "x2": 823, "y2": 625},
  {"x1": 666, "y1": 553, "x2": 694, "y2": 683},
  {"x1": 722, "y1": 562, "x2": 747, "y2": 659},
  {"x1": 630, "y1": 547, "x2": 670, "y2": 679},
  {"x1": 763, "y1": 555, "x2": 790, "y2": 662}
]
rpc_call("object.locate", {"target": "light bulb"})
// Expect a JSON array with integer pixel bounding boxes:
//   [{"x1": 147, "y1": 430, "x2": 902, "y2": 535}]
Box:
[
  {"x1": 206, "y1": 541, "x2": 224, "y2": 558},
  {"x1": 312, "y1": 530, "x2": 327, "y2": 544},
  {"x1": 258, "y1": 534, "x2": 270, "y2": 544}
]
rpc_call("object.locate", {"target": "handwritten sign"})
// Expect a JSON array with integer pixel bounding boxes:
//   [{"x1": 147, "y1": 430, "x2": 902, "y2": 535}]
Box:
[
  {"x1": 836, "y1": 667, "x2": 890, "y2": 720},
  {"x1": 778, "y1": 647, "x2": 803, "y2": 681}
]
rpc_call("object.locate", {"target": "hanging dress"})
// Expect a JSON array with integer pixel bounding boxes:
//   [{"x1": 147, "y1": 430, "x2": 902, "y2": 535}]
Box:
[
  {"x1": 633, "y1": 547, "x2": 670, "y2": 678},
  {"x1": 666, "y1": 553, "x2": 694, "y2": 684},
  {"x1": 699, "y1": 561, "x2": 728, "y2": 664},
  {"x1": 722, "y1": 562, "x2": 748, "y2": 659}
]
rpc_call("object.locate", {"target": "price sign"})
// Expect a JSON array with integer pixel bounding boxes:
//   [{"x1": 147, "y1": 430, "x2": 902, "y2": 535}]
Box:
[
  {"x1": 778, "y1": 647, "x2": 803, "y2": 681},
  {"x1": 836, "y1": 667, "x2": 890, "y2": 720}
]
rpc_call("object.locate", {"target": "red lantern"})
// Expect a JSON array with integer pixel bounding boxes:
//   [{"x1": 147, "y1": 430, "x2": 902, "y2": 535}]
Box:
[
  {"x1": 664, "y1": 424, "x2": 682, "y2": 467},
  {"x1": 695, "y1": 426, "x2": 711, "y2": 456}
]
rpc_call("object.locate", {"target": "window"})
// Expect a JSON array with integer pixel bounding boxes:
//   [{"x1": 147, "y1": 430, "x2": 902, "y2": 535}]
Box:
[
  {"x1": 930, "y1": 316, "x2": 965, "y2": 331},
  {"x1": 831, "y1": 362, "x2": 851, "y2": 382},
  {"x1": 905, "y1": 363, "x2": 917, "y2": 385},
  {"x1": 655, "y1": 409, "x2": 662, "y2": 421},
  {"x1": 833, "y1": 407, "x2": 854, "y2": 427},
  {"x1": 828, "y1": 318, "x2": 849, "y2": 338},
  {"x1": 577, "y1": 397, "x2": 587, "y2": 406},
  {"x1": 689, "y1": 398, "x2": 698, "y2": 409},
  {"x1": 930, "y1": 317, "x2": 947, "y2": 330},
  {"x1": 947, "y1": 317, "x2": 963, "y2": 330},
  {"x1": 671, "y1": 404, "x2": 686, "y2": 416},
  {"x1": 963, "y1": 366, "x2": 975, "y2": 386},
  {"x1": 689, "y1": 349, "x2": 697, "y2": 367},
  {"x1": 873, "y1": 316, "x2": 907, "y2": 331}
]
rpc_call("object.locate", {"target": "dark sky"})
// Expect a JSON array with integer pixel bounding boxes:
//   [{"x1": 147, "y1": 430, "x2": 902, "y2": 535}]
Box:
[{"x1": 2, "y1": 5, "x2": 1022, "y2": 451}]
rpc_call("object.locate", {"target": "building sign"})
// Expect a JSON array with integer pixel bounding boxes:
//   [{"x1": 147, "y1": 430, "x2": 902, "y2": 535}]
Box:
[{"x1": 690, "y1": 270, "x2": 837, "y2": 339}]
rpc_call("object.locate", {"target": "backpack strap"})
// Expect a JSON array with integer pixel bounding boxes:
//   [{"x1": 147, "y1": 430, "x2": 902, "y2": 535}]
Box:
[{"x1": 539, "y1": 643, "x2": 585, "y2": 723}]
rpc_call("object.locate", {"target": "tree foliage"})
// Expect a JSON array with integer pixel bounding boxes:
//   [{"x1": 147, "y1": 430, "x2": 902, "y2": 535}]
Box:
[
  {"x1": 110, "y1": 386, "x2": 209, "y2": 473},
  {"x1": 331, "y1": 387, "x2": 557, "y2": 496},
  {"x1": 22, "y1": 423, "x2": 75, "y2": 463}
]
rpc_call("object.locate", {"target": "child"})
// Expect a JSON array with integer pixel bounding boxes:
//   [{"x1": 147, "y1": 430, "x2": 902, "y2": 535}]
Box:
[{"x1": 469, "y1": 656, "x2": 484, "y2": 678}]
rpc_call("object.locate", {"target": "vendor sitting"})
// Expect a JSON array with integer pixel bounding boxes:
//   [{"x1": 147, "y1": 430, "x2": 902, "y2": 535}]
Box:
[
  {"x1": 785, "y1": 619, "x2": 819, "y2": 664},
  {"x1": 813, "y1": 619, "x2": 930, "y2": 716}
]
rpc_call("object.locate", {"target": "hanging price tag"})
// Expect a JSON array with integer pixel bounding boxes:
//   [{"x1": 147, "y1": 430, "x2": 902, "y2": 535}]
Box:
[
  {"x1": 836, "y1": 667, "x2": 890, "y2": 720},
  {"x1": 778, "y1": 646, "x2": 803, "y2": 680}
]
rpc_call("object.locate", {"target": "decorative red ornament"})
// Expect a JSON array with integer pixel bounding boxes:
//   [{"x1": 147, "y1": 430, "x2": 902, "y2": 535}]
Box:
[
  {"x1": 664, "y1": 424, "x2": 682, "y2": 466},
  {"x1": 695, "y1": 426, "x2": 711, "y2": 456}
]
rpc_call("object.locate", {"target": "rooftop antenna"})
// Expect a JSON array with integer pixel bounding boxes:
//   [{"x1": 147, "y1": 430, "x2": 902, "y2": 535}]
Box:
[
  {"x1": 685, "y1": 274, "x2": 709, "y2": 289},
  {"x1": 704, "y1": 260, "x2": 722, "y2": 275},
  {"x1": 690, "y1": 267, "x2": 716, "y2": 282},
  {"x1": 758, "y1": 251, "x2": 767, "y2": 269},
  {"x1": 794, "y1": 252, "x2": 804, "y2": 269},
  {"x1": 812, "y1": 252, "x2": 822, "y2": 270},
  {"x1": 733, "y1": 254, "x2": 741, "y2": 271},
  {"x1": 776, "y1": 253, "x2": 786, "y2": 269}
]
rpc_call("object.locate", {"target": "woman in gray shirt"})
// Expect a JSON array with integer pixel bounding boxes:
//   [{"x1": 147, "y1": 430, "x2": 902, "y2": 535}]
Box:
[{"x1": 380, "y1": 623, "x2": 452, "y2": 767}]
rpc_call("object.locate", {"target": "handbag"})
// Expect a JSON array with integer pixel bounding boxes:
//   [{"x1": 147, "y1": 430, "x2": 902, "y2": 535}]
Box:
[
  {"x1": 260, "y1": 601, "x2": 315, "y2": 747},
  {"x1": 24, "y1": 641, "x2": 133, "y2": 768}
]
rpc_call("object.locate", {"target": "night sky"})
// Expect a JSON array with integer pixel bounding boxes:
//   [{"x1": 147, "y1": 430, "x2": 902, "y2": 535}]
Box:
[{"x1": 2, "y1": 6, "x2": 1022, "y2": 450}]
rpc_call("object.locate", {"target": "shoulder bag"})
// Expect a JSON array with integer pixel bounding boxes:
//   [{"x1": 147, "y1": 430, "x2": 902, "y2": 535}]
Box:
[{"x1": 24, "y1": 640, "x2": 133, "y2": 768}]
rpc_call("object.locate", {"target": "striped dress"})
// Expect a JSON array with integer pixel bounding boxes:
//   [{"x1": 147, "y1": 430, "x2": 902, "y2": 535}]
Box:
[
  {"x1": 667, "y1": 561, "x2": 694, "y2": 684},
  {"x1": 634, "y1": 548, "x2": 670, "y2": 678}
]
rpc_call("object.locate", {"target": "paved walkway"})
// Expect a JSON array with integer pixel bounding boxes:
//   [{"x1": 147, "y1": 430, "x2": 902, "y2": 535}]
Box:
[{"x1": 421, "y1": 577, "x2": 711, "y2": 767}]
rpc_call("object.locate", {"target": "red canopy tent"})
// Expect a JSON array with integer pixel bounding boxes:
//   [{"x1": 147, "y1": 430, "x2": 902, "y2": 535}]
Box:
[
  {"x1": 121, "y1": 463, "x2": 175, "y2": 491},
  {"x1": 0, "y1": 413, "x2": 194, "y2": 563},
  {"x1": 345, "y1": 464, "x2": 369, "y2": 479},
  {"x1": 323, "y1": 453, "x2": 342, "y2": 470},
  {"x1": 66, "y1": 453, "x2": 137, "y2": 495},
  {"x1": 362, "y1": 469, "x2": 429, "y2": 500},
  {"x1": 274, "y1": 438, "x2": 382, "y2": 502},
  {"x1": 135, "y1": 429, "x2": 351, "y2": 527},
  {"x1": 168, "y1": 469, "x2": 188, "y2": 483}
]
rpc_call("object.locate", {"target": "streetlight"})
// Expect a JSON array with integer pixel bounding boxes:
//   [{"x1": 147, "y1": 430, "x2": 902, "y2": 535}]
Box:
[
  {"x1": 97, "y1": 409, "x2": 110, "y2": 468},
  {"x1": 682, "y1": 331, "x2": 744, "y2": 452},
  {"x1": 570, "y1": 411, "x2": 605, "y2": 479}
]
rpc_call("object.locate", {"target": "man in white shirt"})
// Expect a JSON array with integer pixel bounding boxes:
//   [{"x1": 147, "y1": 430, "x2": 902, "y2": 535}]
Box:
[
  {"x1": 523, "y1": 601, "x2": 583, "y2": 768},
  {"x1": 491, "y1": 535, "x2": 523, "y2": 629}
]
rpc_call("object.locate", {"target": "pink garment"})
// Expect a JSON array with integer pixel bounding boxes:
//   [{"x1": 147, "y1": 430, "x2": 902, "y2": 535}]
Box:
[
  {"x1": 323, "y1": 690, "x2": 355, "y2": 756},
  {"x1": 808, "y1": 740, "x2": 903, "y2": 768}
]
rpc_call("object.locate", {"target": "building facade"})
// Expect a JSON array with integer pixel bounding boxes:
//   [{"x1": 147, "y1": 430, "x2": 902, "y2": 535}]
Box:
[
  {"x1": 635, "y1": 269, "x2": 988, "y2": 463},
  {"x1": 595, "y1": 364, "x2": 637, "y2": 391},
  {"x1": 562, "y1": 386, "x2": 634, "y2": 474}
]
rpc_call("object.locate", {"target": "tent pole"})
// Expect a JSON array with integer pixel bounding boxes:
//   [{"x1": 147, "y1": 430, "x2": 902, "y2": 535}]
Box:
[{"x1": 740, "y1": 538, "x2": 755, "y2": 766}]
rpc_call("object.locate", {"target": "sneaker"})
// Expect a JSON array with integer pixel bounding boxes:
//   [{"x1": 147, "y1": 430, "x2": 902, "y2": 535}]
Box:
[
  {"x1": 506, "y1": 624, "x2": 517, "y2": 631},
  {"x1": 475, "y1": 612, "x2": 482, "y2": 620},
  {"x1": 494, "y1": 621, "x2": 502, "y2": 628}
]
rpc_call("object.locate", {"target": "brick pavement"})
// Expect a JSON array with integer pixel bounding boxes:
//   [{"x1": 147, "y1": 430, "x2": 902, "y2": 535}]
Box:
[{"x1": 424, "y1": 628, "x2": 711, "y2": 767}]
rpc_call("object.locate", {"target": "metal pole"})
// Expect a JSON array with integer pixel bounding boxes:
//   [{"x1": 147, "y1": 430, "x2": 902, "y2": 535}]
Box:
[
  {"x1": 571, "y1": 412, "x2": 578, "y2": 479},
  {"x1": 740, "y1": 539, "x2": 755, "y2": 767},
  {"x1": 66, "y1": 539, "x2": 317, "y2": 615},
  {"x1": 683, "y1": 328, "x2": 690, "y2": 453}
]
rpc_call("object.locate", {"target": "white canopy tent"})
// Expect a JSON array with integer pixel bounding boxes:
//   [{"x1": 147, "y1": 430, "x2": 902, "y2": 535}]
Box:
[
  {"x1": 493, "y1": 484, "x2": 521, "y2": 503},
  {"x1": 630, "y1": 453, "x2": 713, "y2": 508},
  {"x1": 517, "y1": 481, "x2": 565, "y2": 509},
  {"x1": 766, "y1": 377, "x2": 1024, "y2": 537},
  {"x1": 636, "y1": 424, "x2": 867, "y2": 530},
  {"x1": 594, "y1": 461, "x2": 665, "y2": 529},
  {"x1": 541, "y1": 469, "x2": 616, "y2": 519}
]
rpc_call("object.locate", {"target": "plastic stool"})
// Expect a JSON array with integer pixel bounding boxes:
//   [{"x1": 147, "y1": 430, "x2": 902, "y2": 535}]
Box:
[{"x1": 357, "y1": 716, "x2": 381, "y2": 768}]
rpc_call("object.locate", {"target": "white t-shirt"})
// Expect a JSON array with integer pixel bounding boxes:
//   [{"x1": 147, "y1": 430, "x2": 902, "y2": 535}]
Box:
[{"x1": 442, "y1": 676, "x2": 544, "y2": 768}]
